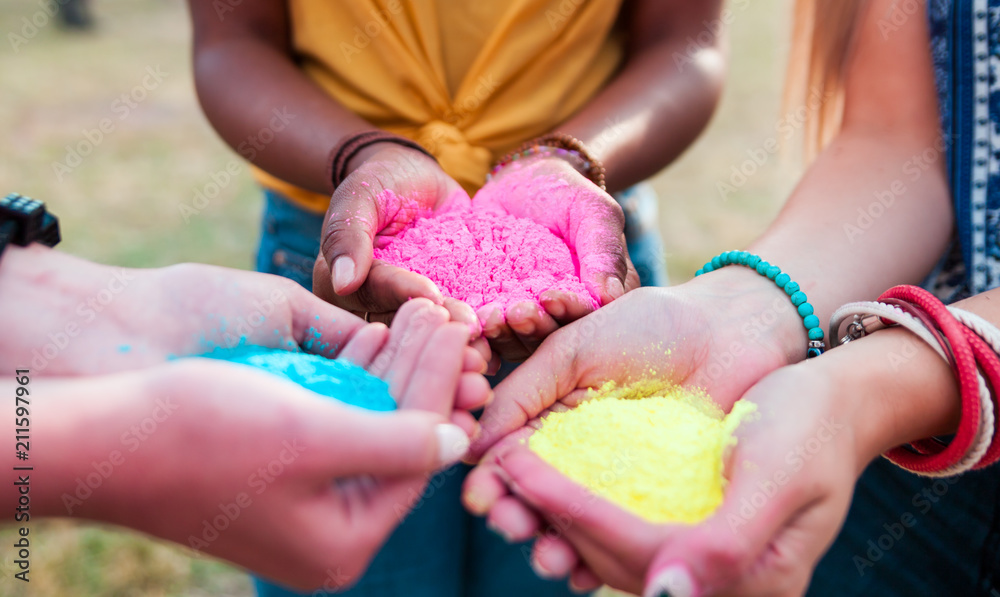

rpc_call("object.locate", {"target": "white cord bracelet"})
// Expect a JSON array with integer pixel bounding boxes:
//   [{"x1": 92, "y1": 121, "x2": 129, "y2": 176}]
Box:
[{"x1": 829, "y1": 302, "x2": 992, "y2": 476}]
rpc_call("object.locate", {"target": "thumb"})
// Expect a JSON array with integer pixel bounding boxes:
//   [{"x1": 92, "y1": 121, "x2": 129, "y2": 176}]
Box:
[
  {"x1": 320, "y1": 174, "x2": 382, "y2": 296},
  {"x1": 470, "y1": 326, "x2": 582, "y2": 458},
  {"x1": 319, "y1": 409, "x2": 470, "y2": 478},
  {"x1": 571, "y1": 198, "x2": 629, "y2": 305},
  {"x1": 641, "y1": 454, "x2": 805, "y2": 597}
]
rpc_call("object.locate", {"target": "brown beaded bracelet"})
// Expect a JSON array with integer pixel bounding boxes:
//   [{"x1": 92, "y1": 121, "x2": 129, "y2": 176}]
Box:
[
  {"x1": 325, "y1": 131, "x2": 436, "y2": 193},
  {"x1": 490, "y1": 132, "x2": 607, "y2": 192}
]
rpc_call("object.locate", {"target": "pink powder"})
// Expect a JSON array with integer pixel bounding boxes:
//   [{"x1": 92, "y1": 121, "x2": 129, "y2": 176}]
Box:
[{"x1": 374, "y1": 207, "x2": 599, "y2": 312}]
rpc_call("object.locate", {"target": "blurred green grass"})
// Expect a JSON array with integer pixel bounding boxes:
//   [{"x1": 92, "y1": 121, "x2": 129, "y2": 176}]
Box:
[{"x1": 0, "y1": 0, "x2": 796, "y2": 595}]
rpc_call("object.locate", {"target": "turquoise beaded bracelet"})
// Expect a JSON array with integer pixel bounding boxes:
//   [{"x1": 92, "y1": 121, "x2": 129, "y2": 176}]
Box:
[{"x1": 695, "y1": 251, "x2": 826, "y2": 358}]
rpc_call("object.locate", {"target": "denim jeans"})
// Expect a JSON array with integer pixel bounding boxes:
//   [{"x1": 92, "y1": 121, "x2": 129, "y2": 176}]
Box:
[{"x1": 253, "y1": 184, "x2": 667, "y2": 597}]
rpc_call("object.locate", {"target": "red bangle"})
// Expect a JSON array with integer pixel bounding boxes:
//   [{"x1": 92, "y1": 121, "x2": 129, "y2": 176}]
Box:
[
  {"x1": 325, "y1": 131, "x2": 435, "y2": 193},
  {"x1": 880, "y1": 297, "x2": 1000, "y2": 464},
  {"x1": 878, "y1": 286, "x2": 981, "y2": 474}
]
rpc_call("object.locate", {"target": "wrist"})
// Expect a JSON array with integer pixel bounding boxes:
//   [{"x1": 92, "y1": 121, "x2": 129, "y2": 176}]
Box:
[
  {"x1": 344, "y1": 142, "x2": 432, "y2": 177},
  {"x1": 31, "y1": 372, "x2": 146, "y2": 519},
  {"x1": 820, "y1": 328, "x2": 961, "y2": 467},
  {"x1": 0, "y1": 246, "x2": 114, "y2": 368},
  {"x1": 686, "y1": 266, "x2": 809, "y2": 368},
  {"x1": 330, "y1": 131, "x2": 437, "y2": 191}
]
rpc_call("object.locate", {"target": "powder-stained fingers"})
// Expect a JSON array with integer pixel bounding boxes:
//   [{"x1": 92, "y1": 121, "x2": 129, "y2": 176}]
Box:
[
  {"x1": 573, "y1": 205, "x2": 630, "y2": 306},
  {"x1": 285, "y1": 277, "x2": 369, "y2": 358},
  {"x1": 496, "y1": 447, "x2": 652, "y2": 549},
  {"x1": 480, "y1": 304, "x2": 534, "y2": 362},
  {"x1": 507, "y1": 301, "x2": 559, "y2": 341},
  {"x1": 337, "y1": 261, "x2": 444, "y2": 314},
  {"x1": 461, "y1": 423, "x2": 535, "y2": 506},
  {"x1": 373, "y1": 299, "x2": 450, "y2": 397},
  {"x1": 444, "y1": 298, "x2": 493, "y2": 367},
  {"x1": 398, "y1": 322, "x2": 470, "y2": 416},
  {"x1": 486, "y1": 495, "x2": 543, "y2": 543},
  {"x1": 442, "y1": 298, "x2": 483, "y2": 338},
  {"x1": 336, "y1": 322, "x2": 390, "y2": 368},
  {"x1": 320, "y1": 174, "x2": 383, "y2": 296},
  {"x1": 539, "y1": 290, "x2": 595, "y2": 325}
]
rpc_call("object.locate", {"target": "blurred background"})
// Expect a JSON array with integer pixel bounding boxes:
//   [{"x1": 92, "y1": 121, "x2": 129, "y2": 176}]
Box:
[{"x1": 0, "y1": 0, "x2": 797, "y2": 594}]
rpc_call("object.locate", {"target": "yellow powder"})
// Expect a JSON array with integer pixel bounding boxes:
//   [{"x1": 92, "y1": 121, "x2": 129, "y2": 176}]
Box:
[{"x1": 528, "y1": 381, "x2": 757, "y2": 524}]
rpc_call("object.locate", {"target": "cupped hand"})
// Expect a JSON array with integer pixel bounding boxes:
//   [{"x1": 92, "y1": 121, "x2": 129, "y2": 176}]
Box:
[
  {"x1": 36, "y1": 292, "x2": 488, "y2": 591},
  {"x1": 485, "y1": 362, "x2": 861, "y2": 596},
  {"x1": 461, "y1": 274, "x2": 811, "y2": 579},
  {"x1": 471, "y1": 155, "x2": 640, "y2": 360},
  {"x1": 312, "y1": 144, "x2": 470, "y2": 319},
  {"x1": 311, "y1": 144, "x2": 493, "y2": 368}
]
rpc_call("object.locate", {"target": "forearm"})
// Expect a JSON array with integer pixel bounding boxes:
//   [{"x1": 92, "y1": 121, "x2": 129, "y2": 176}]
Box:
[
  {"x1": 692, "y1": 127, "x2": 952, "y2": 364},
  {"x1": 0, "y1": 245, "x2": 114, "y2": 368},
  {"x1": 750, "y1": 129, "x2": 951, "y2": 321},
  {"x1": 7, "y1": 373, "x2": 143, "y2": 520},
  {"x1": 559, "y1": 39, "x2": 724, "y2": 194},
  {"x1": 808, "y1": 284, "x2": 1000, "y2": 470},
  {"x1": 194, "y1": 39, "x2": 372, "y2": 195}
]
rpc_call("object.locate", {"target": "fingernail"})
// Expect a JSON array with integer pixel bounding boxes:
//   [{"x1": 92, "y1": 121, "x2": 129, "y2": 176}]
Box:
[
  {"x1": 333, "y1": 256, "x2": 356, "y2": 293},
  {"x1": 568, "y1": 579, "x2": 589, "y2": 594},
  {"x1": 605, "y1": 277, "x2": 625, "y2": 301},
  {"x1": 486, "y1": 519, "x2": 515, "y2": 543},
  {"x1": 463, "y1": 489, "x2": 488, "y2": 515},
  {"x1": 434, "y1": 423, "x2": 470, "y2": 467},
  {"x1": 531, "y1": 557, "x2": 558, "y2": 579},
  {"x1": 644, "y1": 565, "x2": 697, "y2": 597}
]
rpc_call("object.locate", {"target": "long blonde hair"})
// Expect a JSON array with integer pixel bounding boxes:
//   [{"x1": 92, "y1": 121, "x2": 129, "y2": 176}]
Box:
[{"x1": 785, "y1": 0, "x2": 867, "y2": 160}]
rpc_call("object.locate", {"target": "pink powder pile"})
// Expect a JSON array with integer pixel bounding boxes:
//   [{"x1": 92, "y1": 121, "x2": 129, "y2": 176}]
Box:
[{"x1": 374, "y1": 207, "x2": 599, "y2": 312}]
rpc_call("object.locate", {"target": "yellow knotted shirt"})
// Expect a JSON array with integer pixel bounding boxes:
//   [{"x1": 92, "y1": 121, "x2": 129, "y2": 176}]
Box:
[{"x1": 252, "y1": 0, "x2": 625, "y2": 212}]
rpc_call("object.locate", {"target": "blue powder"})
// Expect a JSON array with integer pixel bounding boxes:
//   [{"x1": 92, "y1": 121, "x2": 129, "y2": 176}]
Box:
[{"x1": 197, "y1": 345, "x2": 396, "y2": 412}]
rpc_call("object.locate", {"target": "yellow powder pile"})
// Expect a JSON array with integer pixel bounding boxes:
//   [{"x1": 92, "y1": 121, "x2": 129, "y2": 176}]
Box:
[{"x1": 528, "y1": 381, "x2": 757, "y2": 524}]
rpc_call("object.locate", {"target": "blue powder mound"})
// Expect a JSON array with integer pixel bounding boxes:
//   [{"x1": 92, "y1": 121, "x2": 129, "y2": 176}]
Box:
[{"x1": 197, "y1": 345, "x2": 397, "y2": 412}]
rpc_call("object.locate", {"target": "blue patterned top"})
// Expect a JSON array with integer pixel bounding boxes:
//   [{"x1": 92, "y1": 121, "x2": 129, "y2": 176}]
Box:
[{"x1": 926, "y1": 0, "x2": 1000, "y2": 301}]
